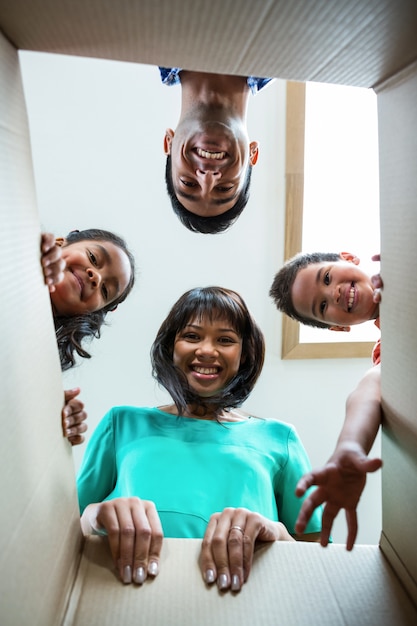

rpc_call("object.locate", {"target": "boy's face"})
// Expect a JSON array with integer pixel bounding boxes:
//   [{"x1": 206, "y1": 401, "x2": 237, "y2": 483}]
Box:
[{"x1": 291, "y1": 257, "x2": 379, "y2": 330}]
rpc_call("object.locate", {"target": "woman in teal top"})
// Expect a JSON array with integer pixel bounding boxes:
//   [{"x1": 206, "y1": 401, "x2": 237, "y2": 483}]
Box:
[{"x1": 77, "y1": 286, "x2": 322, "y2": 592}]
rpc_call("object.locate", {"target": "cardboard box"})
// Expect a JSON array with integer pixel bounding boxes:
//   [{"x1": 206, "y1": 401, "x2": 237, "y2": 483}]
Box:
[{"x1": 0, "y1": 1, "x2": 416, "y2": 624}]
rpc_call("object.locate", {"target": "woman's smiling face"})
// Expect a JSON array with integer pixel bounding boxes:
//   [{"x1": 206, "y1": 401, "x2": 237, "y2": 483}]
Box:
[{"x1": 173, "y1": 314, "x2": 243, "y2": 397}]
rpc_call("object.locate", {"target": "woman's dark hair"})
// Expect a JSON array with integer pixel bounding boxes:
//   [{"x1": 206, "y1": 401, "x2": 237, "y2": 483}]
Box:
[
  {"x1": 165, "y1": 155, "x2": 252, "y2": 234},
  {"x1": 269, "y1": 251, "x2": 342, "y2": 329},
  {"x1": 151, "y1": 286, "x2": 265, "y2": 418},
  {"x1": 54, "y1": 228, "x2": 136, "y2": 371}
]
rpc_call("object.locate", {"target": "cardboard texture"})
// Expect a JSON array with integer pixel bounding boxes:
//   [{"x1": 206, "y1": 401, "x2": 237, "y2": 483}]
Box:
[
  {"x1": 0, "y1": 1, "x2": 416, "y2": 625},
  {"x1": 0, "y1": 30, "x2": 84, "y2": 626},
  {"x1": 375, "y1": 60, "x2": 417, "y2": 605},
  {"x1": 66, "y1": 538, "x2": 415, "y2": 626},
  {"x1": 0, "y1": 0, "x2": 417, "y2": 86}
]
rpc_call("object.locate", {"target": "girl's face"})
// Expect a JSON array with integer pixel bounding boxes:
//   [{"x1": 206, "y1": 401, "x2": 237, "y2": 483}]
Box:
[
  {"x1": 173, "y1": 314, "x2": 243, "y2": 397},
  {"x1": 50, "y1": 239, "x2": 132, "y2": 316},
  {"x1": 291, "y1": 259, "x2": 378, "y2": 329}
]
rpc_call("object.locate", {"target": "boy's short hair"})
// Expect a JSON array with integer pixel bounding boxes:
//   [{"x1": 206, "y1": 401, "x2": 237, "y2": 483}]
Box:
[
  {"x1": 269, "y1": 251, "x2": 342, "y2": 329},
  {"x1": 165, "y1": 155, "x2": 252, "y2": 234}
]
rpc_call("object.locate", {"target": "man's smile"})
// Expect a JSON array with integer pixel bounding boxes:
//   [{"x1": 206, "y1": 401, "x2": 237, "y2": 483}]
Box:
[{"x1": 195, "y1": 147, "x2": 227, "y2": 160}]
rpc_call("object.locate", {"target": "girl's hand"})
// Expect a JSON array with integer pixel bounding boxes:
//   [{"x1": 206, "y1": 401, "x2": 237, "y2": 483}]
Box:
[
  {"x1": 200, "y1": 507, "x2": 294, "y2": 592},
  {"x1": 40, "y1": 232, "x2": 66, "y2": 292},
  {"x1": 62, "y1": 388, "x2": 88, "y2": 446},
  {"x1": 81, "y1": 498, "x2": 163, "y2": 585}
]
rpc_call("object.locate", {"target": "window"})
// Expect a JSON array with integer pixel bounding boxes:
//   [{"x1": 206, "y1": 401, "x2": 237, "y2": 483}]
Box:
[{"x1": 282, "y1": 81, "x2": 380, "y2": 359}]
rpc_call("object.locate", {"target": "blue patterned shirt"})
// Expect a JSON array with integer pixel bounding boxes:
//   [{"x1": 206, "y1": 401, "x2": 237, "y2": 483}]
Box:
[{"x1": 159, "y1": 67, "x2": 273, "y2": 95}]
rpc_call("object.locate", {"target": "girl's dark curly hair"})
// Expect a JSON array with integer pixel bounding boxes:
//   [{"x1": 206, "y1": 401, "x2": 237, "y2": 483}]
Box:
[
  {"x1": 150, "y1": 286, "x2": 265, "y2": 419},
  {"x1": 54, "y1": 229, "x2": 135, "y2": 371}
]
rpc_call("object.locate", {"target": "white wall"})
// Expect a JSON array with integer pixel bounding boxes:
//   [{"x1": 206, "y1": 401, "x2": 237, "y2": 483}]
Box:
[{"x1": 20, "y1": 52, "x2": 381, "y2": 545}]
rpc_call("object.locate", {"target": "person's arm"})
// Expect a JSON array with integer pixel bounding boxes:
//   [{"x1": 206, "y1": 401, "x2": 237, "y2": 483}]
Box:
[
  {"x1": 40, "y1": 232, "x2": 65, "y2": 292},
  {"x1": 295, "y1": 365, "x2": 382, "y2": 550},
  {"x1": 62, "y1": 388, "x2": 87, "y2": 446},
  {"x1": 199, "y1": 508, "x2": 294, "y2": 593},
  {"x1": 76, "y1": 410, "x2": 164, "y2": 585},
  {"x1": 81, "y1": 497, "x2": 163, "y2": 585}
]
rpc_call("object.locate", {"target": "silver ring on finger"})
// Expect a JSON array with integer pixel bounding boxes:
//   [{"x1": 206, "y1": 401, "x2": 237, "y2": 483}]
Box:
[{"x1": 230, "y1": 525, "x2": 245, "y2": 535}]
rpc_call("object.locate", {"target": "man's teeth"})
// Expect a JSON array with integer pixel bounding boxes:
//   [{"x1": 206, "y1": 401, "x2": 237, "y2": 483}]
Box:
[
  {"x1": 193, "y1": 366, "x2": 218, "y2": 374},
  {"x1": 348, "y1": 286, "x2": 355, "y2": 311},
  {"x1": 196, "y1": 148, "x2": 226, "y2": 159}
]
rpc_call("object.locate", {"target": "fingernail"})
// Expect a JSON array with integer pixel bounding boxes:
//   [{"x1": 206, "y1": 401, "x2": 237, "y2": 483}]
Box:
[
  {"x1": 205, "y1": 569, "x2": 215, "y2": 584},
  {"x1": 122, "y1": 565, "x2": 132, "y2": 584},
  {"x1": 218, "y1": 574, "x2": 228, "y2": 590},
  {"x1": 134, "y1": 567, "x2": 146, "y2": 584},
  {"x1": 148, "y1": 561, "x2": 159, "y2": 577},
  {"x1": 231, "y1": 574, "x2": 240, "y2": 591}
]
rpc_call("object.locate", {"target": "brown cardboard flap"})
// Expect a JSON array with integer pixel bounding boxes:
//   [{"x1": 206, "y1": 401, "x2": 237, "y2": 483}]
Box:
[
  {"x1": 65, "y1": 538, "x2": 416, "y2": 626},
  {"x1": 0, "y1": 29, "x2": 84, "y2": 626},
  {"x1": 377, "y1": 61, "x2": 417, "y2": 601},
  {"x1": 0, "y1": 0, "x2": 417, "y2": 87}
]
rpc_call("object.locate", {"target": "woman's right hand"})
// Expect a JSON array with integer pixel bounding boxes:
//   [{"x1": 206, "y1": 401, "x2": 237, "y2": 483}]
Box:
[{"x1": 81, "y1": 497, "x2": 163, "y2": 584}]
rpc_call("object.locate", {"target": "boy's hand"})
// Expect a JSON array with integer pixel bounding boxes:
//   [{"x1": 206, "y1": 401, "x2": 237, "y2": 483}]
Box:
[
  {"x1": 62, "y1": 387, "x2": 88, "y2": 445},
  {"x1": 295, "y1": 444, "x2": 382, "y2": 551},
  {"x1": 371, "y1": 253, "x2": 383, "y2": 303},
  {"x1": 41, "y1": 232, "x2": 66, "y2": 292}
]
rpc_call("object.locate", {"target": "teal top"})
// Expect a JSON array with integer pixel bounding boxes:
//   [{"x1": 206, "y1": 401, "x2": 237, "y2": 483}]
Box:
[{"x1": 77, "y1": 407, "x2": 322, "y2": 538}]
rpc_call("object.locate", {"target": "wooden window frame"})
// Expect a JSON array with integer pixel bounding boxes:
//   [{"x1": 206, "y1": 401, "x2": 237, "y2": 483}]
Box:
[{"x1": 282, "y1": 81, "x2": 375, "y2": 360}]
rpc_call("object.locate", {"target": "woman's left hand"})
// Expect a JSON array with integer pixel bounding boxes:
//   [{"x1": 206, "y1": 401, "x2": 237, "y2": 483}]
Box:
[{"x1": 199, "y1": 507, "x2": 294, "y2": 592}]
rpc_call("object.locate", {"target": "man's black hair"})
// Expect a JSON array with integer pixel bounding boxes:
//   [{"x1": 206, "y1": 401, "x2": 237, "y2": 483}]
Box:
[{"x1": 165, "y1": 155, "x2": 252, "y2": 234}]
